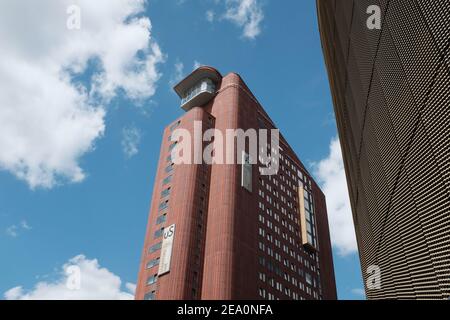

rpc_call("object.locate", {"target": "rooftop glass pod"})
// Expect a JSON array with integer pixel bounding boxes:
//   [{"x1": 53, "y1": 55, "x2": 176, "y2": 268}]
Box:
[
  {"x1": 173, "y1": 66, "x2": 222, "y2": 111},
  {"x1": 180, "y1": 78, "x2": 216, "y2": 109}
]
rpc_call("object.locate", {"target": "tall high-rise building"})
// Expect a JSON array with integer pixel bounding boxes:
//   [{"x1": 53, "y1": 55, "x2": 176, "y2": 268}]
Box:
[
  {"x1": 135, "y1": 66, "x2": 337, "y2": 300},
  {"x1": 317, "y1": 0, "x2": 450, "y2": 299}
]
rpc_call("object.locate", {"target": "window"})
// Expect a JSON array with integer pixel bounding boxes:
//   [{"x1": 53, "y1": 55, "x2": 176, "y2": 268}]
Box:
[
  {"x1": 259, "y1": 256, "x2": 265, "y2": 266},
  {"x1": 305, "y1": 273, "x2": 313, "y2": 286},
  {"x1": 259, "y1": 288, "x2": 266, "y2": 299},
  {"x1": 163, "y1": 175, "x2": 172, "y2": 185},
  {"x1": 146, "y1": 258, "x2": 160, "y2": 269},
  {"x1": 181, "y1": 78, "x2": 216, "y2": 106},
  {"x1": 170, "y1": 120, "x2": 181, "y2": 132},
  {"x1": 169, "y1": 142, "x2": 178, "y2": 152},
  {"x1": 259, "y1": 228, "x2": 265, "y2": 237},
  {"x1": 165, "y1": 163, "x2": 174, "y2": 173},
  {"x1": 275, "y1": 252, "x2": 281, "y2": 261},
  {"x1": 285, "y1": 287, "x2": 291, "y2": 297},
  {"x1": 156, "y1": 214, "x2": 167, "y2": 225},
  {"x1": 158, "y1": 201, "x2": 169, "y2": 211},
  {"x1": 154, "y1": 228, "x2": 164, "y2": 239},
  {"x1": 259, "y1": 242, "x2": 265, "y2": 251},
  {"x1": 147, "y1": 274, "x2": 158, "y2": 285},
  {"x1": 276, "y1": 282, "x2": 283, "y2": 292},
  {"x1": 259, "y1": 272, "x2": 266, "y2": 282},
  {"x1": 148, "y1": 242, "x2": 162, "y2": 253},
  {"x1": 161, "y1": 187, "x2": 171, "y2": 198},
  {"x1": 144, "y1": 291, "x2": 156, "y2": 300},
  {"x1": 258, "y1": 214, "x2": 265, "y2": 223}
]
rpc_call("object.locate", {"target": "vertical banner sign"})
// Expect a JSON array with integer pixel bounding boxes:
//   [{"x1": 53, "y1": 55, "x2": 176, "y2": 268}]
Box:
[
  {"x1": 241, "y1": 152, "x2": 253, "y2": 192},
  {"x1": 158, "y1": 224, "x2": 175, "y2": 276}
]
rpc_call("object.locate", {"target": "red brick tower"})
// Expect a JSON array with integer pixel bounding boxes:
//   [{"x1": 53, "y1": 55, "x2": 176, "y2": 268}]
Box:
[{"x1": 135, "y1": 66, "x2": 337, "y2": 300}]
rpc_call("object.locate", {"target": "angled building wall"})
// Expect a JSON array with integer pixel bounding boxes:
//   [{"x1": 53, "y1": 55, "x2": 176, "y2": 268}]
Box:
[{"x1": 317, "y1": 0, "x2": 450, "y2": 299}]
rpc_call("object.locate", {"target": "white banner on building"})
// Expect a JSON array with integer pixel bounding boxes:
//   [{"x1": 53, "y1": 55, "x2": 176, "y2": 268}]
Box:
[
  {"x1": 241, "y1": 151, "x2": 253, "y2": 192},
  {"x1": 158, "y1": 224, "x2": 175, "y2": 276}
]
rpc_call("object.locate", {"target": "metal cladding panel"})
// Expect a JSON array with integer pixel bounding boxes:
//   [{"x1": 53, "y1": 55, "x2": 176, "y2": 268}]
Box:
[{"x1": 317, "y1": 0, "x2": 450, "y2": 299}]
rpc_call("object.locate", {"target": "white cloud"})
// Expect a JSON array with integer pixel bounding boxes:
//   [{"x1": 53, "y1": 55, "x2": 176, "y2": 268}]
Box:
[
  {"x1": 4, "y1": 255, "x2": 135, "y2": 300},
  {"x1": 193, "y1": 61, "x2": 204, "y2": 70},
  {"x1": 121, "y1": 126, "x2": 141, "y2": 159},
  {"x1": 20, "y1": 220, "x2": 32, "y2": 230},
  {"x1": 5, "y1": 219, "x2": 31, "y2": 237},
  {"x1": 6, "y1": 225, "x2": 18, "y2": 238},
  {"x1": 206, "y1": 10, "x2": 215, "y2": 23},
  {"x1": 169, "y1": 61, "x2": 185, "y2": 87},
  {"x1": 0, "y1": 0, "x2": 164, "y2": 189},
  {"x1": 351, "y1": 288, "x2": 366, "y2": 298},
  {"x1": 224, "y1": 0, "x2": 264, "y2": 39},
  {"x1": 313, "y1": 137, "x2": 358, "y2": 256},
  {"x1": 126, "y1": 282, "x2": 137, "y2": 294}
]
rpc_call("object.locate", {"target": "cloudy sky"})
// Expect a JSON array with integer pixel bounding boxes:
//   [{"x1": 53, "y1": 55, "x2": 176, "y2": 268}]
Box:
[{"x1": 0, "y1": 0, "x2": 363, "y2": 300}]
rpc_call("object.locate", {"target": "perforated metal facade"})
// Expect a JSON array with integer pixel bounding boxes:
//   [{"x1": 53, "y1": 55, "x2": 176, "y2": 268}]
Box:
[{"x1": 317, "y1": 0, "x2": 450, "y2": 299}]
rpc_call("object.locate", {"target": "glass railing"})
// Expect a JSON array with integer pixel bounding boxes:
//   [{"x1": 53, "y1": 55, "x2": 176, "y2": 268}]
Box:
[{"x1": 181, "y1": 78, "x2": 216, "y2": 106}]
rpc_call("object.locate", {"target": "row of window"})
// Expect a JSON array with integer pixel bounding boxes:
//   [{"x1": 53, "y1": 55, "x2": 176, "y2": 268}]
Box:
[
  {"x1": 260, "y1": 173, "x2": 300, "y2": 201},
  {"x1": 258, "y1": 287, "x2": 319, "y2": 300},
  {"x1": 257, "y1": 170, "x2": 319, "y2": 296},
  {"x1": 256, "y1": 138, "x2": 311, "y2": 194},
  {"x1": 258, "y1": 161, "x2": 319, "y2": 260},
  {"x1": 258, "y1": 201, "x2": 298, "y2": 228},
  {"x1": 258, "y1": 227, "x2": 298, "y2": 248},
  {"x1": 258, "y1": 269, "x2": 318, "y2": 299},
  {"x1": 303, "y1": 189, "x2": 317, "y2": 248},
  {"x1": 258, "y1": 207, "x2": 299, "y2": 236},
  {"x1": 259, "y1": 188, "x2": 297, "y2": 211},
  {"x1": 256, "y1": 119, "x2": 322, "y2": 300},
  {"x1": 257, "y1": 202, "x2": 302, "y2": 246},
  {"x1": 143, "y1": 120, "x2": 182, "y2": 300},
  {"x1": 258, "y1": 229, "x2": 317, "y2": 271}
]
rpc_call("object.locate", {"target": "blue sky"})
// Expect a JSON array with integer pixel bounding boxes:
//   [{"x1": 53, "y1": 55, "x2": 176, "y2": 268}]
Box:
[{"x1": 0, "y1": 0, "x2": 364, "y2": 300}]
